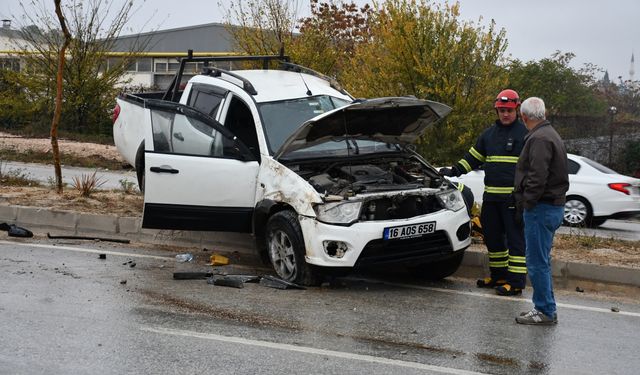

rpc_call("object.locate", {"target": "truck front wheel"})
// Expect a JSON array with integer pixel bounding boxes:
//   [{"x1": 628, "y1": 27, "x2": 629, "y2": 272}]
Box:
[{"x1": 266, "y1": 211, "x2": 323, "y2": 286}]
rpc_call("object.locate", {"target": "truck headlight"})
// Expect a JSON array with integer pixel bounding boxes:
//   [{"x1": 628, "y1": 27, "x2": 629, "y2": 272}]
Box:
[
  {"x1": 436, "y1": 189, "x2": 465, "y2": 212},
  {"x1": 314, "y1": 201, "x2": 363, "y2": 224}
]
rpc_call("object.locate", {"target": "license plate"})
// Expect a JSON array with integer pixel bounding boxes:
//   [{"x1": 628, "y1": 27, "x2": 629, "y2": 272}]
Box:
[{"x1": 383, "y1": 221, "x2": 436, "y2": 240}]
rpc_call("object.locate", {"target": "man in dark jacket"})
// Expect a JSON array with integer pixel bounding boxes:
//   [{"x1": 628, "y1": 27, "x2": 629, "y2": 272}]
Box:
[
  {"x1": 513, "y1": 97, "x2": 569, "y2": 325},
  {"x1": 441, "y1": 89, "x2": 528, "y2": 296}
]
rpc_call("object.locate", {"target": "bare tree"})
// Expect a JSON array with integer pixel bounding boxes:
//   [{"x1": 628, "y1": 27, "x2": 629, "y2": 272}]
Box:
[{"x1": 51, "y1": 0, "x2": 72, "y2": 193}]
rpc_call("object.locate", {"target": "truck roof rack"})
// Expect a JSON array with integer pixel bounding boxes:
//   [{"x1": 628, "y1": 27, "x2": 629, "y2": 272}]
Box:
[
  {"x1": 279, "y1": 61, "x2": 347, "y2": 95},
  {"x1": 163, "y1": 49, "x2": 290, "y2": 101}
]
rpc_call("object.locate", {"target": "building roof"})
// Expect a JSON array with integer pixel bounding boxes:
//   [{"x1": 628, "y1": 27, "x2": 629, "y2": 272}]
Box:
[{"x1": 112, "y1": 22, "x2": 234, "y2": 53}]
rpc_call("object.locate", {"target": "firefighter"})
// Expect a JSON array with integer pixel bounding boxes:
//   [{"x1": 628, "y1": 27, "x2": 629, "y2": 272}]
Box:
[{"x1": 440, "y1": 89, "x2": 528, "y2": 296}]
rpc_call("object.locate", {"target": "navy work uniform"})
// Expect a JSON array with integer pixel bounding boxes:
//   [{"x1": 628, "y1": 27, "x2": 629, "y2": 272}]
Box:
[{"x1": 452, "y1": 118, "x2": 528, "y2": 294}]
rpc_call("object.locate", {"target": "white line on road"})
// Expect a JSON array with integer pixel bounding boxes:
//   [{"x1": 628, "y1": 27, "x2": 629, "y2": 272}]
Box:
[
  {"x1": 0, "y1": 240, "x2": 172, "y2": 261},
  {"x1": 141, "y1": 326, "x2": 490, "y2": 375},
  {"x1": 348, "y1": 277, "x2": 640, "y2": 318}
]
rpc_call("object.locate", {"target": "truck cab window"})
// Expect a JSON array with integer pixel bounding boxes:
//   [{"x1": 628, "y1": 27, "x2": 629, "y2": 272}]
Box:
[
  {"x1": 224, "y1": 96, "x2": 260, "y2": 160},
  {"x1": 187, "y1": 85, "x2": 226, "y2": 118}
]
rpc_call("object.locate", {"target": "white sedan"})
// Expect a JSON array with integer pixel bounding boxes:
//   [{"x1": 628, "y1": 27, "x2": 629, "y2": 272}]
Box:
[{"x1": 447, "y1": 153, "x2": 640, "y2": 227}]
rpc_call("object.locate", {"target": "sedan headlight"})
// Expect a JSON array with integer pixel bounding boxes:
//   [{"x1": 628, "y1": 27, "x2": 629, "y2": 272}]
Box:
[
  {"x1": 314, "y1": 201, "x2": 363, "y2": 224},
  {"x1": 436, "y1": 189, "x2": 465, "y2": 212}
]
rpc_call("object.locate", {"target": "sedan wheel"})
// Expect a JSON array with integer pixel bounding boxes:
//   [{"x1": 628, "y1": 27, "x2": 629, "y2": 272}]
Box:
[{"x1": 564, "y1": 197, "x2": 590, "y2": 226}]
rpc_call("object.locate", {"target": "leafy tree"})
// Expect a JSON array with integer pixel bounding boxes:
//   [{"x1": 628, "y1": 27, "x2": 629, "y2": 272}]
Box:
[
  {"x1": 507, "y1": 52, "x2": 607, "y2": 117},
  {"x1": 294, "y1": 0, "x2": 372, "y2": 76},
  {"x1": 222, "y1": 0, "x2": 372, "y2": 76},
  {"x1": 4, "y1": 0, "x2": 147, "y2": 140},
  {"x1": 341, "y1": 0, "x2": 509, "y2": 163},
  {"x1": 221, "y1": 0, "x2": 298, "y2": 58}
]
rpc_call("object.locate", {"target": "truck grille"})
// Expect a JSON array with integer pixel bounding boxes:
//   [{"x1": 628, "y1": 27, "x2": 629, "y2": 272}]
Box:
[{"x1": 355, "y1": 231, "x2": 452, "y2": 267}]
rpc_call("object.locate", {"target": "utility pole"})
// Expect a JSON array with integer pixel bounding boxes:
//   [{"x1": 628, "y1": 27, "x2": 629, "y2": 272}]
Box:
[{"x1": 607, "y1": 106, "x2": 617, "y2": 166}]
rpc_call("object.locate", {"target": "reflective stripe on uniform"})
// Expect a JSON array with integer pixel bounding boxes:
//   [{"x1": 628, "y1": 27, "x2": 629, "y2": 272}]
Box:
[
  {"x1": 485, "y1": 155, "x2": 519, "y2": 163},
  {"x1": 489, "y1": 250, "x2": 508, "y2": 268},
  {"x1": 484, "y1": 186, "x2": 514, "y2": 194},
  {"x1": 490, "y1": 261, "x2": 508, "y2": 268},
  {"x1": 469, "y1": 147, "x2": 486, "y2": 162},
  {"x1": 508, "y1": 255, "x2": 527, "y2": 274},
  {"x1": 456, "y1": 183, "x2": 464, "y2": 191},
  {"x1": 458, "y1": 159, "x2": 472, "y2": 172}
]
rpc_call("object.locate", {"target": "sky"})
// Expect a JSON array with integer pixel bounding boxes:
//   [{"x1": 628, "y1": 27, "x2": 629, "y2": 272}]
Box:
[{"x1": 1, "y1": 0, "x2": 638, "y2": 81}]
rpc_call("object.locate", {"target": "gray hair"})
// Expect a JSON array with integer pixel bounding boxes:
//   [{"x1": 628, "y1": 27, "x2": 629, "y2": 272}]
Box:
[{"x1": 520, "y1": 97, "x2": 546, "y2": 120}]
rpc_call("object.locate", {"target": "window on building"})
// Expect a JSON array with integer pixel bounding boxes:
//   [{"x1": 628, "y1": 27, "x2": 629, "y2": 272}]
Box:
[
  {"x1": 154, "y1": 62, "x2": 167, "y2": 72},
  {"x1": 137, "y1": 58, "x2": 152, "y2": 72}
]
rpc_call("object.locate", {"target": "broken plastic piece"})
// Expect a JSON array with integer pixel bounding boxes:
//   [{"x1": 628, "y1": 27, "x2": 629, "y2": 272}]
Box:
[
  {"x1": 173, "y1": 271, "x2": 213, "y2": 280},
  {"x1": 0, "y1": 223, "x2": 34, "y2": 238},
  {"x1": 207, "y1": 275, "x2": 245, "y2": 288},
  {"x1": 259, "y1": 275, "x2": 306, "y2": 290},
  {"x1": 175, "y1": 253, "x2": 194, "y2": 262},
  {"x1": 209, "y1": 254, "x2": 229, "y2": 266},
  {"x1": 98, "y1": 254, "x2": 106, "y2": 260}
]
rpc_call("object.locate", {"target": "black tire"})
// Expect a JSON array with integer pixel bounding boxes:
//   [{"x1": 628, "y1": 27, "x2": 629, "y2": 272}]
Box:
[
  {"x1": 563, "y1": 196, "x2": 592, "y2": 227},
  {"x1": 135, "y1": 141, "x2": 145, "y2": 193},
  {"x1": 589, "y1": 218, "x2": 607, "y2": 228},
  {"x1": 265, "y1": 210, "x2": 323, "y2": 286},
  {"x1": 408, "y1": 250, "x2": 465, "y2": 280}
]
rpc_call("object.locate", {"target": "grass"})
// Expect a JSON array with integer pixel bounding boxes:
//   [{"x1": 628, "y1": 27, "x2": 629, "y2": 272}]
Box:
[
  {"x1": 0, "y1": 162, "x2": 42, "y2": 187},
  {"x1": 70, "y1": 171, "x2": 107, "y2": 197},
  {"x1": 0, "y1": 149, "x2": 127, "y2": 171}
]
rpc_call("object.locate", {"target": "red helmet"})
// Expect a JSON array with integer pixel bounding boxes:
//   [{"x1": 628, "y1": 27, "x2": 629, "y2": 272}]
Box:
[{"x1": 494, "y1": 89, "x2": 520, "y2": 109}]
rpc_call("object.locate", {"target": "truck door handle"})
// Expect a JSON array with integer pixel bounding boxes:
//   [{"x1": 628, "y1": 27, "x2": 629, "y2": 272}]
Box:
[
  {"x1": 150, "y1": 166, "x2": 179, "y2": 174},
  {"x1": 173, "y1": 132, "x2": 184, "y2": 141}
]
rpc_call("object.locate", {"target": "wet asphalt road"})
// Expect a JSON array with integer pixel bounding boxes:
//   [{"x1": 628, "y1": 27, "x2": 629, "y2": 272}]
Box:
[{"x1": 1, "y1": 239, "x2": 639, "y2": 375}]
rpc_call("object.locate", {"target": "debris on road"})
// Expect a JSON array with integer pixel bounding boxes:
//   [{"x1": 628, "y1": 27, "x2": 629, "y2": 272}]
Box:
[
  {"x1": 98, "y1": 254, "x2": 106, "y2": 260},
  {"x1": 575, "y1": 286, "x2": 584, "y2": 293},
  {"x1": 173, "y1": 271, "x2": 213, "y2": 280},
  {"x1": 259, "y1": 275, "x2": 306, "y2": 290},
  {"x1": 611, "y1": 306, "x2": 620, "y2": 313},
  {"x1": 119, "y1": 280, "x2": 127, "y2": 285},
  {"x1": 208, "y1": 254, "x2": 229, "y2": 266},
  {"x1": 175, "y1": 253, "x2": 194, "y2": 263},
  {"x1": 206, "y1": 275, "x2": 245, "y2": 288},
  {"x1": 46, "y1": 232, "x2": 129, "y2": 243},
  {"x1": 0, "y1": 223, "x2": 34, "y2": 238}
]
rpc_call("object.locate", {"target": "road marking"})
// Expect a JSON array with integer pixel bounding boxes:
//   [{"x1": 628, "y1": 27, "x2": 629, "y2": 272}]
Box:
[
  {"x1": 141, "y1": 326, "x2": 490, "y2": 375},
  {"x1": 348, "y1": 277, "x2": 640, "y2": 318},
  {"x1": 0, "y1": 240, "x2": 172, "y2": 261},
  {"x1": 2, "y1": 240, "x2": 637, "y2": 318}
]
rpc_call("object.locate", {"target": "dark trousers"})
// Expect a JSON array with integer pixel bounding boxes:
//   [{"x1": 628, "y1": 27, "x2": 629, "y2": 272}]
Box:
[{"x1": 480, "y1": 200, "x2": 527, "y2": 288}]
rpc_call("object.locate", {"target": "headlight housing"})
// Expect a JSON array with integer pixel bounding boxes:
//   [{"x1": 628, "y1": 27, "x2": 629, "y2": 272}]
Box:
[
  {"x1": 314, "y1": 201, "x2": 363, "y2": 224},
  {"x1": 436, "y1": 189, "x2": 465, "y2": 212}
]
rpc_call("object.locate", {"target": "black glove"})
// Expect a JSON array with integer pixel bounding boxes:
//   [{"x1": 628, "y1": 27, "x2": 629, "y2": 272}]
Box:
[{"x1": 440, "y1": 167, "x2": 459, "y2": 177}]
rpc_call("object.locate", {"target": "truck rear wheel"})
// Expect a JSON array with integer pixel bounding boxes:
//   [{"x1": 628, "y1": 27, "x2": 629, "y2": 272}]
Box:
[{"x1": 135, "y1": 141, "x2": 145, "y2": 192}]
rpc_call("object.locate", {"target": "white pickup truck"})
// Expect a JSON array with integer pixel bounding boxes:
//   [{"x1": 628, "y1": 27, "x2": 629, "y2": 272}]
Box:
[{"x1": 113, "y1": 53, "x2": 471, "y2": 285}]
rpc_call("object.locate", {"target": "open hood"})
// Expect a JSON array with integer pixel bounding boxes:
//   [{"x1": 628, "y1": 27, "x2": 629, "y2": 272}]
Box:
[{"x1": 274, "y1": 97, "x2": 452, "y2": 159}]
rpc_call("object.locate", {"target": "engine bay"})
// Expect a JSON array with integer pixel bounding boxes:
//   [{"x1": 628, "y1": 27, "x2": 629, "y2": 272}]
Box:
[
  {"x1": 287, "y1": 154, "x2": 448, "y2": 220},
  {"x1": 290, "y1": 154, "x2": 443, "y2": 196}
]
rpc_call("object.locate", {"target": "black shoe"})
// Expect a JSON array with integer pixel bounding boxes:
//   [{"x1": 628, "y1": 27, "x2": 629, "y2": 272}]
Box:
[
  {"x1": 495, "y1": 284, "x2": 522, "y2": 296},
  {"x1": 476, "y1": 277, "x2": 506, "y2": 288}
]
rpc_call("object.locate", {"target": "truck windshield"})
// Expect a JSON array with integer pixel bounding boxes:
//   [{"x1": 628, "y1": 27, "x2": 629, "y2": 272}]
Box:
[{"x1": 258, "y1": 95, "x2": 350, "y2": 153}]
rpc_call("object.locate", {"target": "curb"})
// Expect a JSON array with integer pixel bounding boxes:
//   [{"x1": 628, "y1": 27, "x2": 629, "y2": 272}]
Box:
[{"x1": 2, "y1": 204, "x2": 639, "y2": 288}]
